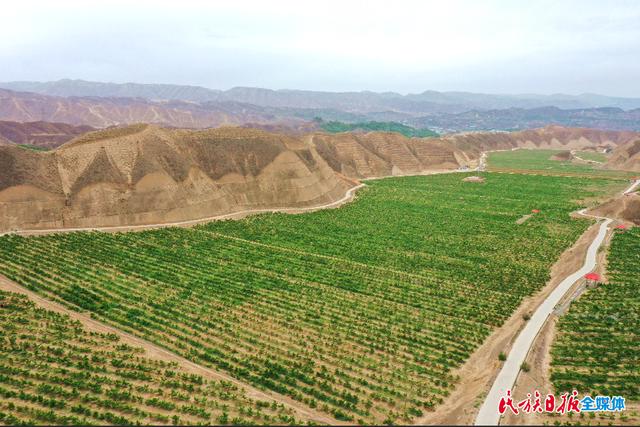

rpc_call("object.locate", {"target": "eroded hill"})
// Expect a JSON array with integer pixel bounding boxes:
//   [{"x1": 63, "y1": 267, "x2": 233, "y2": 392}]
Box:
[
  {"x1": 0, "y1": 125, "x2": 352, "y2": 231},
  {"x1": 607, "y1": 138, "x2": 640, "y2": 171},
  {"x1": 0, "y1": 120, "x2": 95, "y2": 148},
  {"x1": 0, "y1": 88, "x2": 307, "y2": 129},
  {"x1": 0, "y1": 125, "x2": 637, "y2": 232}
]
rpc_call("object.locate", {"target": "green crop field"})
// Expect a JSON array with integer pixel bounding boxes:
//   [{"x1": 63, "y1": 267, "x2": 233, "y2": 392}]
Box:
[
  {"x1": 550, "y1": 227, "x2": 640, "y2": 400},
  {"x1": 318, "y1": 120, "x2": 439, "y2": 138},
  {"x1": 0, "y1": 291, "x2": 298, "y2": 426},
  {"x1": 574, "y1": 150, "x2": 608, "y2": 163},
  {"x1": 0, "y1": 173, "x2": 625, "y2": 424},
  {"x1": 488, "y1": 149, "x2": 633, "y2": 178}
]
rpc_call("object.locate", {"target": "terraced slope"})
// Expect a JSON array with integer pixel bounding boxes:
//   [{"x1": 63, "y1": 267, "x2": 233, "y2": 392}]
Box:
[
  {"x1": 0, "y1": 291, "x2": 299, "y2": 425},
  {"x1": 0, "y1": 173, "x2": 622, "y2": 424},
  {"x1": 551, "y1": 227, "x2": 640, "y2": 399}
]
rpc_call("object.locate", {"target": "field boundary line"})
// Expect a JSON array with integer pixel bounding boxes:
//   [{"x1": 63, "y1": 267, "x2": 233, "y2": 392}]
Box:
[{"x1": 0, "y1": 274, "x2": 343, "y2": 425}]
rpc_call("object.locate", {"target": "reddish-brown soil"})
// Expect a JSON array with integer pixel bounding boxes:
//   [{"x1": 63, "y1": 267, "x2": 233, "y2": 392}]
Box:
[{"x1": 0, "y1": 120, "x2": 94, "y2": 148}]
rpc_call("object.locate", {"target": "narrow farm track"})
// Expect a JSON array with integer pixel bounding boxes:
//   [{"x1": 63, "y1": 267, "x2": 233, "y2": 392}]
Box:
[
  {"x1": 475, "y1": 179, "x2": 640, "y2": 426},
  {"x1": 0, "y1": 275, "x2": 342, "y2": 425},
  {"x1": 570, "y1": 149, "x2": 604, "y2": 164}
]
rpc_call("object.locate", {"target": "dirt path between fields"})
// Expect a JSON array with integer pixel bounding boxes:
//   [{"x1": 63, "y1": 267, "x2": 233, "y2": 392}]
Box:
[
  {"x1": 570, "y1": 149, "x2": 604, "y2": 164},
  {"x1": 0, "y1": 275, "x2": 341, "y2": 425}
]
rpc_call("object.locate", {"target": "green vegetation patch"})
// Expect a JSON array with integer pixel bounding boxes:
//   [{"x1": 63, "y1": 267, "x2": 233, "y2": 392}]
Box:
[
  {"x1": 0, "y1": 173, "x2": 621, "y2": 424},
  {"x1": 17, "y1": 144, "x2": 50, "y2": 152},
  {"x1": 0, "y1": 291, "x2": 298, "y2": 426},
  {"x1": 318, "y1": 119, "x2": 438, "y2": 138},
  {"x1": 574, "y1": 150, "x2": 608, "y2": 163},
  {"x1": 551, "y1": 227, "x2": 640, "y2": 400},
  {"x1": 488, "y1": 149, "x2": 633, "y2": 179}
]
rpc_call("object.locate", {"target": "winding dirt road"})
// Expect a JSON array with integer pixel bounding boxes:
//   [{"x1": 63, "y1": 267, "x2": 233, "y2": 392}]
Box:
[
  {"x1": 570, "y1": 149, "x2": 604, "y2": 164},
  {"x1": 0, "y1": 183, "x2": 365, "y2": 237},
  {"x1": 475, "y1": 179, "x2": 639, "y2": 426}
]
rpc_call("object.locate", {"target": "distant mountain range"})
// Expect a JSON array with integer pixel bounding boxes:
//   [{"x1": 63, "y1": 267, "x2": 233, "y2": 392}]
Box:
[
  {"x1": 0, "y1": 121, "x2": 94, "y2": 148},
  {"x1": 4, "y1": 79, "x2": 640, "y2": 112},
  {"x1": 1, "y1": 79, "x2": 640, "y2": 131},
  {"x1": 411, "y1": 106, "x2": 640, "y2": 132}
]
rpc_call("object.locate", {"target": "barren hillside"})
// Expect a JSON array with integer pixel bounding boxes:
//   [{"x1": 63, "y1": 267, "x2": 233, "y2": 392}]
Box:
[
  {"x1": 441, "y1": 125, "x2": 638, "y2": 157},
  {"x1": 0, "y1": 125, "x2": 352, "y2": 231},
  {"x1": 1, "y1": 125, "x2": 637, "y2": 232},
  {"x1": 588, "y1": 193, "x2": 640, "y2": 224},
  {"x1": 0, "y1": 120, "x2": 95, "y2": 148},
  {"x1": 312, "y1": 125, "x2": 638, "y2": 178},
  {"x1": 311, "y1": 132, "x2": 464, "y2": 178},
  {"x1": 606, "y1": 138, "x2": 640, "y2": 171},
  {"x1": 0, "y1": 88, "x2": 304, "y2": 129}
]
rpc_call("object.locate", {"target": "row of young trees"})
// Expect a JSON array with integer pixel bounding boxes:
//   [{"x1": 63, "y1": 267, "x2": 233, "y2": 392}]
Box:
[
  {"x1": 0, "y1": 291, "x2": 300, "y2": 426},
  {"x1": 0, "y1": 172, "x2": 619, "y2": 424},
  {"x1": 551, "y1": 227, "x2": 640, "y2": 400}
]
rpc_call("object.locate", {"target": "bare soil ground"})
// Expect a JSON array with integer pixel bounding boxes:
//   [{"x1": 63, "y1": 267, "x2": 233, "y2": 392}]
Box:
[
  {"x1": 550, "y1": 150, "x2": 574, "y2": 161},
  {"x1": 516, "y1": 214, "x2": 532, "y2": 224},
  {"x1": 415, "y1": 221, "x2": 601, "y2": 425},
  {"x1": 588, "y1": 192, "x2": 640, "y2": 225},
  {"x1": 463, "y1": 175, "x2": 485, "y2": 183},
  {"x1": 0, "y1": 275, "x2": 341, "y2": 425}
]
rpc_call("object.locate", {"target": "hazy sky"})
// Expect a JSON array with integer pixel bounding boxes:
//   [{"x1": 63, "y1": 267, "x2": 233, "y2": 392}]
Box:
[{"x1": 2, "y1": 0, "x2": 640, "y2": 96}]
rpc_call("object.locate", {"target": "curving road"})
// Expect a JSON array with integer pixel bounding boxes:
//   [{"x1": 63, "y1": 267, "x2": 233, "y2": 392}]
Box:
[
  {"x1": 570, "y1": 149, "x2": 604, "y2": 164},
  {"x1": 475, "y1": 179, "x2": 639, "y2": 425}
]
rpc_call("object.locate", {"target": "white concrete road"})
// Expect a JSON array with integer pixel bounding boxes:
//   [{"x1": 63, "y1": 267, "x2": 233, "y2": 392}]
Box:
[{"x1": 475, "y1": 178, "x2": 639, "y2": 426}]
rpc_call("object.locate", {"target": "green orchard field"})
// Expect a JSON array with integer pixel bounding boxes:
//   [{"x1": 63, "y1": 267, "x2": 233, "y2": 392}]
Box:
[
  {"x1": 0, "y1": 291, "x2": 299, "y2": 426},
  {"x1": 551, "y1": 226, "x2": 640, "y2": 400},
  {"x1": 0, "y1": 173, "x2": 626, "y2": 424},
  {"x1": 488, "y1": 149, "x2": 633, "y2": 179},
  {"x1": 574, "y1": 150, "x2": 608, "y2": 163}
]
